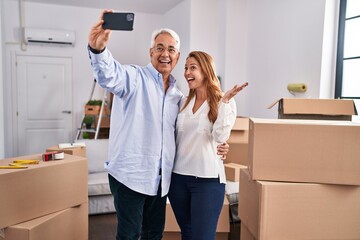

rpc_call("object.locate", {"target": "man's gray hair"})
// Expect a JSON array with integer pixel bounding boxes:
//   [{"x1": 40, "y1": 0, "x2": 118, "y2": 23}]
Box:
[{"x1": 150, "y1": 28, "x2": 180, "y2": 50}]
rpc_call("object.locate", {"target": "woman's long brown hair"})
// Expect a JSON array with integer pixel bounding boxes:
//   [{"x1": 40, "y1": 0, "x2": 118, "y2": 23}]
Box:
[{"x1": 181, "y1": 51, "x2": 223, "y2": 123}]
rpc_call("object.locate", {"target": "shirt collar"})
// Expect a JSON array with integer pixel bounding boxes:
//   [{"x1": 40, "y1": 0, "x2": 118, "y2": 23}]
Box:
[{"x1": 146, "y1": 63, "x2": 177, "y2": 86}]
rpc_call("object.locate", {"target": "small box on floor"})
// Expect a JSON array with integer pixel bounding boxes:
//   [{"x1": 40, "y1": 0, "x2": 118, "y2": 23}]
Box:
[{"x1": 2, "y1": 203, "x2": 88, "y2": 240}]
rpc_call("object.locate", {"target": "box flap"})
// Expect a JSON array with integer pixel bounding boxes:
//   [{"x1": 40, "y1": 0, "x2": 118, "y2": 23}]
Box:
[
  {"x1": 267, "y1": 99, "x2": 281, "y2": 109},
  {"x1": 269, "y1": 98, "x2": 357, "y2": 116},
  {"x1": 283, "y1": 98, "x2": 356, "y2": 115}
]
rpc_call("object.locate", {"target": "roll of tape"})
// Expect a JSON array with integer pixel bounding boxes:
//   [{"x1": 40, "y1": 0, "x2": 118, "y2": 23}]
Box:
[
  {"x1": 54, "y1": 152, "x2": 64, "y2": 160},
  {"x1": 42, "y1": 151, "x2": 64, "y2": 161},
  {"x1": 287, "y1": 83, "x2": 307, "y2": 92}
]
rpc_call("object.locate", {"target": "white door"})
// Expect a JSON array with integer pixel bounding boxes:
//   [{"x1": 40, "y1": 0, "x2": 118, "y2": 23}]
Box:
[{"x1": 16, "y1": 55, "x2": 73, "y2": 156}]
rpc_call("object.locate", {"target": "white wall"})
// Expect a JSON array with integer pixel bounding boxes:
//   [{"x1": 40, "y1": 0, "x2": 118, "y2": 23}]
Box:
[
  {"x1": 236, "y1": 0, "x2": 327, "y2": 118},
  {"x1": 161, "y1": 0, "x2": 191, "y2": 94},
  {"x1": 170, "y1": 0, "x2": 332, "y2": 119},
  {"x1": 223, "y1": 0, "x2": 249, "y2": 117},
  {"x1": 1, "y1": 0, "x2": 338, "y2": 157}
]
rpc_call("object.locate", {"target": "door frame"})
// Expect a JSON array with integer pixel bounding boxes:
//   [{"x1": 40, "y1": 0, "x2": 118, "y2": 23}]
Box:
[{"x1": 5, "y1": 50, "x2": 74, "y2": 157}]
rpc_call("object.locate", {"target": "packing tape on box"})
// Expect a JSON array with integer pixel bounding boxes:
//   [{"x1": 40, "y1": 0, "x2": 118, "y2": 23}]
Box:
[
  {"x1": 54, "y1": 152, "x2": 64, "y2": 159},
  {"x1": 42, "y1": 151, "x2": 64, "y2": 161},
  {"x1": 287, "y1": 83, "x2": 307, "y2": 93}
]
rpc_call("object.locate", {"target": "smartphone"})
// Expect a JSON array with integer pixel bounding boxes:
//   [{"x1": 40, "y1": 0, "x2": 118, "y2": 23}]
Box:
[{"x1": 102, "y1": 12, "x2": 135, "y2": 31}]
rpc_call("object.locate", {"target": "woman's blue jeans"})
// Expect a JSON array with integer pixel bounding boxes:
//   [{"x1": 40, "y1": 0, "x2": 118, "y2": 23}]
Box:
[{"x1": 168, "y1": 173, "x2": 225, "y2": 240}]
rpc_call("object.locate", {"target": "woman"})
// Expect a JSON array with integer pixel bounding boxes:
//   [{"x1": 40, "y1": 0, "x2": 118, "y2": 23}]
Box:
[{"x1": 168, "y1": 51, "x2": 248, "y2": 240}]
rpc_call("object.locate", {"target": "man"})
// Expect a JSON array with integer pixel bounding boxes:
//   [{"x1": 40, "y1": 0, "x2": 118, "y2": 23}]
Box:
[{"x1": 87, "y1": 10, "x2": 228, "y2": 240}]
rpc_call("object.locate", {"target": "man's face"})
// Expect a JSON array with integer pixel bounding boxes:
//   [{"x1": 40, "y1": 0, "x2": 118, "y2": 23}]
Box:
[{"x1": 150, "y1": 33, "x2": 180, "y2": 76}]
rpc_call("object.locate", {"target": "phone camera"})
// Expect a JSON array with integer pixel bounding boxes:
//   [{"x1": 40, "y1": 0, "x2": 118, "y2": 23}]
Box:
[{"x1": 126, "y1": 14, "x2": 134, "y2": 22}]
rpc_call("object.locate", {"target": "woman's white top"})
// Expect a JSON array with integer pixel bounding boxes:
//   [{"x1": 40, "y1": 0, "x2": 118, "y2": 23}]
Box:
[{"x1": 173, "y1": 96, "x2": 237, "y2": 184}]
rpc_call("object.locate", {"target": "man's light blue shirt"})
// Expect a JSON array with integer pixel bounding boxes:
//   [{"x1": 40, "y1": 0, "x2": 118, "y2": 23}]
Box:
[{"x1": 88, "y1": 49, "x2": 183, "y2": 197}]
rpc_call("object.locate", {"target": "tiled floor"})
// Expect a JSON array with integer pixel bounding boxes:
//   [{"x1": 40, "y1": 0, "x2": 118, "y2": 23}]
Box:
[{"x1": 89, "y1": 213, "x2": 240, "y2": 240}]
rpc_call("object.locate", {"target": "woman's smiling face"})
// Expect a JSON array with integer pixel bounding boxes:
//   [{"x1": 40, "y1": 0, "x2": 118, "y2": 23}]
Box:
[{"x1": 184, "y1": 57, "x2": 205, "y2": 90}]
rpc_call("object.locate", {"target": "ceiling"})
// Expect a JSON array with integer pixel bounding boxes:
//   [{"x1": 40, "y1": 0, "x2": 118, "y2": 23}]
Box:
[{"x1": 21, "y1": 0, "x2": 184, "y2": 14}]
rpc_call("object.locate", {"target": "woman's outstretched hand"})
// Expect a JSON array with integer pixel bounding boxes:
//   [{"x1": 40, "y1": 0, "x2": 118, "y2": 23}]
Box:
[{"x1": 222, "y1": 82, "x2": 248, "y2": 103}]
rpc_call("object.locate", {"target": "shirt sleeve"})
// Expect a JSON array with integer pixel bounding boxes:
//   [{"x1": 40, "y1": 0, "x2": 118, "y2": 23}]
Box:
[
  {"x1": 88, "y1": 48, "x2": 138, "y2": 98},
  {"x1": 212, "y1": 99, "x2": 237, "y2": 143}
]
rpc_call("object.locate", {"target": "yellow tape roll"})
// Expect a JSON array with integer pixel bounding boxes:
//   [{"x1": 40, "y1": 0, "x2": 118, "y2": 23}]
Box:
[{"x1": 287, "y1": 83, "x2": 307, "y2": 92}]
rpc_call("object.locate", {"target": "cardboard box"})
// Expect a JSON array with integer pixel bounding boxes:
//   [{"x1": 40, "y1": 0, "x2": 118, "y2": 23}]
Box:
[
  {"x1": 230, "y1": 117, "x2": 249, "y2": 143},
  {"x1": 240, "y1": 222, "x2": 256, "y2": 240},
  {"x1": 164, "y1": 197, "x2": 229, "y2": 239},
  {"x1": 84, "y1": 105, "x2": 110, "y2": 115},
  {"x1": 224, "y1": 143, "x2": 248, "y2": 166},
  {"x1": 268, "y1": 98, "x2": 358, "y2": 121},
  {"x1": 46, "y1": 145, "x2": 86, "y2": 157},
  {"x1": 248, "y1": 118, "x2": 360, "y2": 185},
  {"x1": 224, "y1": 163, "x2": 247, "y2": 182},
  {"x1": 238, "y1": 168, "x2": 360, "y2": 240},
  {"x1": 0, "y1": 154, "x2": 88, "y2": 229},
  {"x1": 2, "y1": 203, "x2": 88, "y2": 240},
  {"x1": 225, "y1": 117, "x2": 249, "y2": 166}
]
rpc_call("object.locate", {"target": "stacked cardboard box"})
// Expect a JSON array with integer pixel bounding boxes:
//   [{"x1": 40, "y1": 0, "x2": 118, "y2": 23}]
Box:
[
  {"x1": 0, "y1": 154, "x2": 88, "y2": 240},
  {"x1": 163, "y1": 197, "x2": 230, "y2": 239},
  {"x1": 248, "y1": 118, "x2": 360, "y2": 185},
  {"x1": 238, "y1": 118, "x2": 360, "y2": 239},
  {"x1": 2, "y1": 203, "x2": 88, "y2": 240},
  {"x1": 224, "y1": 163, "x2": 247, "y2": 182},
  {"x1": 223, "y1": 117, "x2": 250, "y2": 226},
  {"x1": 225, "y1": 117, "x2": 249, "y2": 166}
]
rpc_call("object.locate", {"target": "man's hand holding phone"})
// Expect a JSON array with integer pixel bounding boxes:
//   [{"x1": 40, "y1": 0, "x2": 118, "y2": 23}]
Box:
[{"x1": 88, "y1": 10, "x2": 114, "y2": 52}]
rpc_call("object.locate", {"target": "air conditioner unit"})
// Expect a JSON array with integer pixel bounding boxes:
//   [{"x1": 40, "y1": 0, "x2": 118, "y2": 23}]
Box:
[{"x1": 23, "y1": 28, "x2": 76, "y2": 46}]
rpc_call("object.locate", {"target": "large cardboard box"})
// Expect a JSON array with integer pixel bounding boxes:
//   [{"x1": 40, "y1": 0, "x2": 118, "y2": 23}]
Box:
[
  {"x1": 248, "y1": 118, "x2": 360, "y2": 185},
  {"x1": 1, "y1": 203, "x2": 88, "y2": 240},
  {"x1": 0, "y1": 154, "x2": 88, "y2": 229},
  {"x1": 225, "y1": 117, "x2": 249, "y2": 166},
  {"x1": 164, "y1": 197, "x2": 229, "y2": 240},
  {"x1": 46, "y1": 145, "x2": 86, "y2": 157},
  {"x1": 238, "y1": 168, "x2": 360, "y2": 240},
  {"x1": 269, "y1": 98, "x2": 358, "y2": 121}
]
